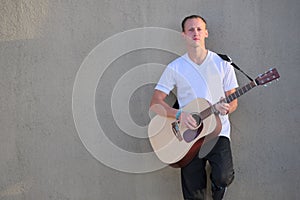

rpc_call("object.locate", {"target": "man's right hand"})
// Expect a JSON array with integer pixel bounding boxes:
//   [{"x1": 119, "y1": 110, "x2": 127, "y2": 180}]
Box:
[{"x1": 179, "y1": 111, "x2": 198, "y2": 130}]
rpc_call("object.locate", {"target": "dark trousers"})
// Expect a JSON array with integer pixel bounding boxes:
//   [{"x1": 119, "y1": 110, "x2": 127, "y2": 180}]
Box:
[{"x1": 181, "y1": 136, "x2": 234, "y2": 200}]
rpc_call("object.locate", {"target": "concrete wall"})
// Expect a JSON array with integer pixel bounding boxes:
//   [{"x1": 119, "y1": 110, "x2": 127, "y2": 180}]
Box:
[{"x1": 1, "y1": 0, "x2": 299, "y2": 199}]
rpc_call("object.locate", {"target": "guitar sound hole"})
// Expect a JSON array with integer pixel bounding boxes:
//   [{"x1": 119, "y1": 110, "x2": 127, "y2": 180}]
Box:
[
  {"x1": 183, "y1": 121, "x2": 203, "y2": 143},
  {"x1": 192, "y1": 114, "x2": 202, "y2": 126}
]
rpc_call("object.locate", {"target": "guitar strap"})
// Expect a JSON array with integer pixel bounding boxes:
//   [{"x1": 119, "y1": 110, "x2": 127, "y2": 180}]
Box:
[{"x1": 217, "y1": 53, "x2": 253, "y2": 82}]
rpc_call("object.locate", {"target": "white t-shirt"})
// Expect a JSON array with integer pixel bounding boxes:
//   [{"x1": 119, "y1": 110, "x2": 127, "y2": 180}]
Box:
[{"x1": 155, "y1": 50, "x2": 238, "y2": 138}]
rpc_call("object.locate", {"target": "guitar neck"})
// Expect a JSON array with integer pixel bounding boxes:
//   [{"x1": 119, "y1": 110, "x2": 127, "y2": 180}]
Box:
[
  {"x1": 200, "y1": 81, "x2": 257, "y2": 119},
  {"x1": 224, "y1": 81, "x2": 257, "y2": 103}
]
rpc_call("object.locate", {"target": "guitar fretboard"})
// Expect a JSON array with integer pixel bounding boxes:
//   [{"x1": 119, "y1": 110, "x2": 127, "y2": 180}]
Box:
[
  {"x1": 225, "y1": 81, "x2": 257, "y2": 103},
  {"x1": 200, "y1": 81, "x2": 257, "y2": 120}
]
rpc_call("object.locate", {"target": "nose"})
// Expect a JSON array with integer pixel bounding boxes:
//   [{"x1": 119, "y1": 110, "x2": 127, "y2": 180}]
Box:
[{"x1": 193, "y1": 29, "x2": 199, "y2": 36}]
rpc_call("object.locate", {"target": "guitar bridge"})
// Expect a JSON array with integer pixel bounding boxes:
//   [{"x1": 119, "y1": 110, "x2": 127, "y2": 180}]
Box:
[{"x1": 172, "y1": 120, "x2": 183, "y2": 141}]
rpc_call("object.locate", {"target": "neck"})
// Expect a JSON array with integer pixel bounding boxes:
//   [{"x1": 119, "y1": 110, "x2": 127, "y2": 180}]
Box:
[{"x1": 187, "y1": 47, "x2": 208, "y2": 65}]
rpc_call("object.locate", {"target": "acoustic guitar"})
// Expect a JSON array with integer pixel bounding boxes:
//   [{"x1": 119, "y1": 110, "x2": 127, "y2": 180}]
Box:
[{"x1": 148, "y1": 68, "x2": 280, "y2": 168}]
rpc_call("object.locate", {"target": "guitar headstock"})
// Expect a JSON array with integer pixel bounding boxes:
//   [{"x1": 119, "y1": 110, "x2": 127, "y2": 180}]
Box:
[{"x1": 255, "y1": 68, "x2": 280, "y2": 86}]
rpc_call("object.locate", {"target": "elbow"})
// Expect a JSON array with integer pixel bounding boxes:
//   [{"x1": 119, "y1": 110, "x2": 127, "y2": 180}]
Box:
[
  {"x1": 231, "y1": 101, "x2": 238, "y2": 113},
  {"x1": 149, "y1": 95, "x2": 157, "y2": 110}
]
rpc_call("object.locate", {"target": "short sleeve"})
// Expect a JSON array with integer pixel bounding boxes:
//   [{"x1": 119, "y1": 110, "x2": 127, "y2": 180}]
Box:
[
  {"x1": 155, "y1": 66, "x2": 176, "y2": 95},
  {"x1": 223, "y1": 63, "x2": 239, "y2": 92}
]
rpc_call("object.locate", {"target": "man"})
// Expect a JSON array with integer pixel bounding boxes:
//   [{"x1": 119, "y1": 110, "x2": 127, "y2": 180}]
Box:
[{"x1": 150, "y1": 15, "x2": 238, "y2": 199}]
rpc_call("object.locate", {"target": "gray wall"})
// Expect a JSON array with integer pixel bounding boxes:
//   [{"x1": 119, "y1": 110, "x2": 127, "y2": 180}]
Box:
[{"x1": 1, "y1": 0, "x2": 299, "y2": 199}]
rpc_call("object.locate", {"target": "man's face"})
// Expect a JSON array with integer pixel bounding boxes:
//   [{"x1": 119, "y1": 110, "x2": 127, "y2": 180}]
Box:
[{"x1": 182, "y1": 18, "x2": 208, "y2": 48}]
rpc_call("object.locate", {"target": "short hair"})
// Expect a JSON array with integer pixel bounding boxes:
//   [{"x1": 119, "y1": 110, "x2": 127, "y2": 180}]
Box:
[{"x1": 181, "y1": 15, "x2": 207, "y2": 32}]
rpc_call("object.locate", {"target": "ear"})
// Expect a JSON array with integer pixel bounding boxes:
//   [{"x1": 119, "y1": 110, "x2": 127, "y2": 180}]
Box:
[
  {"x1": 181, "y1": 32, "x2": 185, "y2": 38},
  {"x1": 204, "y1": 29, "x2": 209, "y2": 38},
  {"x1": 181, "y1": 31, "x2": 187, "y2": 40}
]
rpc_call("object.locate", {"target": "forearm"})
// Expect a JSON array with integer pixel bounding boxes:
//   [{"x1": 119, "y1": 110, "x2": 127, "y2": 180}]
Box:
[
  {"x1": 215, "y1": 89, "x2": 238, "y2": 115},
  {"x1": 150, "y1": 94, "x2": 197, "y2": 129},
  {"x1": 150, "y1": 97, "x2": 178, "y2": 118},
  {"x1": 225, "y1": 89, "x2": 238, "y2": 114}
]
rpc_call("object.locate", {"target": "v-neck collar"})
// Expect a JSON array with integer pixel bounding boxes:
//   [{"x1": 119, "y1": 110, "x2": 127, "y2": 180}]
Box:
[{"x1": 183, "y1": 51, "x2": 210, "y2": 68}]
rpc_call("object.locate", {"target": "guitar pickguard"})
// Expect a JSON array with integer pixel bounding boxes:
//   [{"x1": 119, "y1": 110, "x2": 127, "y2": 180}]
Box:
[{"x1": 183, "y1": 123, "x2": 204, "y2": 143}]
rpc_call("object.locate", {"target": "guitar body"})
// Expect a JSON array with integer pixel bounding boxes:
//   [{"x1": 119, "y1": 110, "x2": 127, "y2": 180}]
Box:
[{"x1": 148, "y1": 98, "x2": 221, "y2": 168}]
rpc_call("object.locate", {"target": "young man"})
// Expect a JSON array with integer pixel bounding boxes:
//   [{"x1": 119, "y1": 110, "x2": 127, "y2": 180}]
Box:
[{"x1": 150, "y1": 15, "x2": 238, "y2": 199}]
